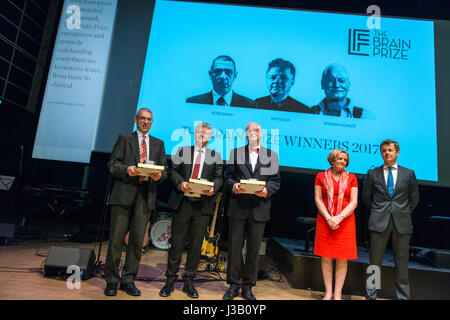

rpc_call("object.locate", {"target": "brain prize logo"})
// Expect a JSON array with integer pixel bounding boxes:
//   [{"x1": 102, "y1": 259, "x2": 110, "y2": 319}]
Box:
[{"x1": 348, "y1": 29, "x2": 411, "y2": 60}]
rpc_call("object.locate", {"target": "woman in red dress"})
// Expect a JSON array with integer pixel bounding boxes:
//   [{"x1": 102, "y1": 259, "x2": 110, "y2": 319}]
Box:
[{"x1": 314, "y1": 149, "x2": 358, "y2": 300}]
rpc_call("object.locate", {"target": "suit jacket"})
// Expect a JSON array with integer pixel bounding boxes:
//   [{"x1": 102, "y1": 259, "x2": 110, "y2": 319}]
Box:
[
  {"x1": 363, "y1": 165, "x2": 419, "y2": 234},
  {"x1": 255, "y1": 95, "x2": 311, "y2": 114},
  {"x1": 167, "y1": 146, "x2": 223, "y2": 215},
  {"x1": 107, "y1": 132, "x2": 168, "y2": 209},
  {"x1": 186, "y1": 91, "x2": 255, "y2": 108},
  {"x1": 225, "y1": 146, "x2": 280, "y2": 222}
]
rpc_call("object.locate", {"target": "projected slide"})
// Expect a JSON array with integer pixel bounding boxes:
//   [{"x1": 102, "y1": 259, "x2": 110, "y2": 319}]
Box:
[
  {"x1": 136, "y1": 0, "x2": 437, "y2": 181},
  {"x1": 32, "y1": 0, "x2": 118, "y2": 163}
]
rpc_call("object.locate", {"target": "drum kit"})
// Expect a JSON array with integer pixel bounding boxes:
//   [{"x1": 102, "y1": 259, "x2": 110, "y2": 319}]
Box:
[
  {"x1": 123, "y1": 201, "x2": 173, "y2": 251},
  {"x1": 149, "y1": 210, "x2": 172, "y2": 250}
]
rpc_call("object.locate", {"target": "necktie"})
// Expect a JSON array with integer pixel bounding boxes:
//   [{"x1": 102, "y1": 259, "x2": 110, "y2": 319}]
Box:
[
  {"x1": 191, "y1": 150, "x2": 202, "y2": 179},
  {"x1": 387, "y1": 166, "x2": 394, "y2": 197},
  {"x1": 344, "y1": 107, "x2": 352, "y2": 117},
  {"x1": 140, "y1": 135, "x2": 147, "y2": 163},
  {"x1": 216, "y1": 97, "x2": 226, "y2": 106}
]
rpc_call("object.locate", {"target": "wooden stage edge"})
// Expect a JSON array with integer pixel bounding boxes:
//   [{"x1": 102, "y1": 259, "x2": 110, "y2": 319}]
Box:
[{"x1": 0, "y1": 239, "x2": 368, "y2": 301}]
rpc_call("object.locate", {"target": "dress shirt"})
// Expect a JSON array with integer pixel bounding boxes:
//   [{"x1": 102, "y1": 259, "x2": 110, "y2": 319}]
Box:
[
  {"x1": 190, "y1": 145, "x2": 206, "y2": 179},
  {"x1": 249, "y1": 144, "x2": 260, "y2": 172},
  {"x1": 315, "y1": 98, "x2": 375, "y2": 119},
  {"x1": 383, "y1": 162, "x2": 398, "y2": 188}
]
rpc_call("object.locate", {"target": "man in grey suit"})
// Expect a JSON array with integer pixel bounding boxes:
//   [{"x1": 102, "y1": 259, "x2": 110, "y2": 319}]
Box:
[
  {"x1": 223, "y1": 122, "x2": 280, "y2": 300},
  {"x1": 363, "y1": 139, "x2": 419, "y2": 300},
  {"x1": 104, "y1": 108, "x2": 168, "y2": 296},
  {"x1": 186, "y1": 55, "x2": 255, "y2": 108},
  {"x1": 159, "y1": 123, "x2": 223, "y2": 298}
]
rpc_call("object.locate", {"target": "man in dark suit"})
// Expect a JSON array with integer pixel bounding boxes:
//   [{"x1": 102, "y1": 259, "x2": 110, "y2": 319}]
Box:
[
  {"x1": 311, "y1": 63, "x2": 375, "y2": 119},
  {"x1": 363, "y1": 139, "x2": 419, "y2": 300},
  {"x1": 255, "y1": 58, "x2": 311, "y2": 113},
  {"x1": 186, "y1": 55, "x2": 255, "y2": 108},
  {"x1": 104, "y1": 108, "x2": 168, "y2": 297},
  {"x1": 223, "y1": 122, "x2": 280, "y2": 300},
  {"x1": 159, "y1": 123, "x2": 223, "y2": 298}
]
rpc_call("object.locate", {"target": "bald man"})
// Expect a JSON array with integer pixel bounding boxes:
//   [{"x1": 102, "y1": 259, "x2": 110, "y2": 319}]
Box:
[
  {"x1": 311, "y1": 63, "x2": 375, "y2": 119},
  {"x1": 223, "y1": 122, "x2": 280, "y2": 300}
]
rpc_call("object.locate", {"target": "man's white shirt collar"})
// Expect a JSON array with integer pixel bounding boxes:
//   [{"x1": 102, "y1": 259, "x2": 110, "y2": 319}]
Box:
[
  {"x1": 249, "y1": 144, "x2": 261, "y2": 153},
  {"x1": 383, "y1": 163, "x2": 398, "y2": 170},
  {"x1": 194, "y1": 145, "x2": 206, "y2": 153},
  {"x1": 137, "y1": 130, "x2": 148, "y2": 139}
]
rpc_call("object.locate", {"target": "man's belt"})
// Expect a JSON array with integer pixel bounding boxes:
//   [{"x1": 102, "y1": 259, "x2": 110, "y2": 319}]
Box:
[{"x1": 184, "y1": 196, "x2": 201, "y2": 202}]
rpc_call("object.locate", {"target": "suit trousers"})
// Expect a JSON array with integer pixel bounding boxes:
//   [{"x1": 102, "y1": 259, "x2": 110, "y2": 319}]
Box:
[
  {"x1": 227, "y1": 215, "x2": 266, "y2": 288},
  {"x1": 366, "y1": 217, "x2": 411, "y2": 300},
  {"x1": 104, "y1": 183, "x2": 151, "y2": 284},
  {"x1": 165, "y1": 199, "x2": 210, "y2": 280}
]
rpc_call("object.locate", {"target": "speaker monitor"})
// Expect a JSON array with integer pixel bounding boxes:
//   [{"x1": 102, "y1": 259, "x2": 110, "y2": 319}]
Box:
[
  {"x1": 426, "y1": 249, "x2": 450, "y2": 269},
  {"x1": 241, "y1": 238, "x2": 271, "y2": 279},
  {"x1": 242, "y1": 238, "x2": 268, "y2": 256},
  {"x1": 0, "y1": 223, "x2": 15, "y2": 245},
  {"x1": 0, "y1": 223, "x2": 15, "y2": 238},
  {"x1": 44, "y1": 246, "x2": 96, "y2": 280}
]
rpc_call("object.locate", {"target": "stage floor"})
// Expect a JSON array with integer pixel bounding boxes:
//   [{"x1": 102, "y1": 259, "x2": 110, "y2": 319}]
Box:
[{"x1": 0, "y1": 239, "x2": 367, "y2": 300}]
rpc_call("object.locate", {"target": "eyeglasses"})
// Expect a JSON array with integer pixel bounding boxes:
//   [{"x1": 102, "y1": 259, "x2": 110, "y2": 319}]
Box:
[
  {"x1": 195, "y1": 130, "x2": 212, "y2": 136},
  {"x1": 137, "y1": 116, "x2": 153, "y2": 123},
  {"x1": 246, "y1": 129, "x2": 260, "y2": 134}
]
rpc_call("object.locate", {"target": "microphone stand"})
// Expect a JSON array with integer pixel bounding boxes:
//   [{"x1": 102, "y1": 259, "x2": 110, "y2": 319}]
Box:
[
  {"x1": 363, "y1": 166, "x2": 376, "y2": 253},
  {"x1": 94, "y1": 173, "x2": 113, "y2": 272},
  {"x1": 16, "y1": 145, "x2": 25, "y2": 229}
]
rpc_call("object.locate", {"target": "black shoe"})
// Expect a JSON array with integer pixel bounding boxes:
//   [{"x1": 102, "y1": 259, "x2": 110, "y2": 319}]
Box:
[
  {"x1": 241, "y1": 286, "x2": 256, "y2": 300},
  {"x1": 104, "y1": 282, "x2": 118, "y2": 296},
  {"x1": 183, "y1": 279, "x2": 199, "y2": 298},
  {"x1": 159, "y1": 279, "x2": 176, "y2": 297},
  {"x1": 119, "y1": 282, "x2": 141, "y2": 296},
  {"x1": 223, "y1": 286, "x2": 240, "y2": 300}
]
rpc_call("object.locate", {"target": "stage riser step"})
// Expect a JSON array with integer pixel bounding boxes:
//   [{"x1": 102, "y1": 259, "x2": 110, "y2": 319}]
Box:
[{"x1": 267, "y1": 238, "x2": 450, "y2": 300}]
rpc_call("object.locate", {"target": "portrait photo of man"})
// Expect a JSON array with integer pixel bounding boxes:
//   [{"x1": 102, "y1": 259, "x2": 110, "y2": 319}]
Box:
[
  {"x1": 255, "y1": 58, "x2": 311, "y2": 113},
  {"x1": 186, "y1": 55, "x2": 255, "y2": 108},
  {"x1": 311, "y1": 63, "x2": 375, "y2": 119}
]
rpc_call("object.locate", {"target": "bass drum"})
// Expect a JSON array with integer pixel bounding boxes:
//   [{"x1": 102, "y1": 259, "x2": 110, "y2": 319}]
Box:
[{"x1": 150, "y1": 218, "x2": 172, "y2": 250}]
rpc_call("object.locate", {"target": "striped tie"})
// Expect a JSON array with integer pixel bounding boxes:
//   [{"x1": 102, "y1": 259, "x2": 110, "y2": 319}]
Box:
[
  {"x1": 191, "y1": 150, "x2": 202, "y2": 179},
  {"x1": 140, "y1": 135, "x2": 147, "y2": 163}
]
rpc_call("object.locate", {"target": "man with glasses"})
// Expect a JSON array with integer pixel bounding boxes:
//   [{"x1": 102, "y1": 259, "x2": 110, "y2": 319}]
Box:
[
  {"x1": 159, "y1": 123, "x2": 223, "y2": 298},
  {"x1": 104, "y1": 107, "x2": 168, "y2": 297},
  {"x1": 186, "y1": 55, "x2": 255, "y2": 107},
  {"x1": 223, "y1": 122, "x2": 280, "y2": 300},
  {"x1": 255, "y1": 58, "x2": 311, "y2": 113}
]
